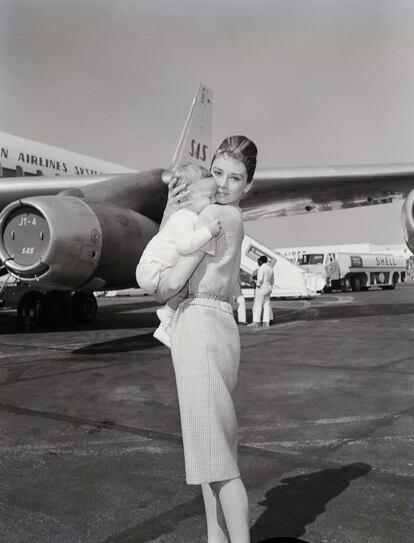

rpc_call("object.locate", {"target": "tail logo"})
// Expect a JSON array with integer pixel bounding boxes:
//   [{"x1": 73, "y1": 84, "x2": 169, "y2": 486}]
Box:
[{"x1": 189, "y1": 140, "x2": 208, "y2": 162}]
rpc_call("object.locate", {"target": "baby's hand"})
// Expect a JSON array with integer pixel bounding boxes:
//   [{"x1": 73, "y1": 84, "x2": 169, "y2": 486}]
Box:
[{"x1": 205, "y1": 217, "x2": 221, "y2": 237}]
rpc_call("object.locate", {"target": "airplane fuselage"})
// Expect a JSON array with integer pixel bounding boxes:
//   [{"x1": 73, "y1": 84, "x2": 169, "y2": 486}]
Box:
[{"x1": 0, "y1": 131, "x2": 136, "y2": 178}]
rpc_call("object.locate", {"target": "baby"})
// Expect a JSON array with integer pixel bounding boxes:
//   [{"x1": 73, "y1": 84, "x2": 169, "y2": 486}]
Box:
[{"x1": 136, "y1": 164, "x2": 220, "y2": 347}]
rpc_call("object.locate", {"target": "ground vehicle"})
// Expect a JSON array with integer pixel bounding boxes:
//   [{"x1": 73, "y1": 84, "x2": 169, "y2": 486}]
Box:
[{"x1": 298, "y1": 252, "x2": 407, "y2": 292}]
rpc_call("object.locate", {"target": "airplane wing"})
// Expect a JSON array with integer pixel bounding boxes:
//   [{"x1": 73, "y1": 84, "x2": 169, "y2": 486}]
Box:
[{"x1": 241, "y1": 163, "x2": 414, "y2": 220}]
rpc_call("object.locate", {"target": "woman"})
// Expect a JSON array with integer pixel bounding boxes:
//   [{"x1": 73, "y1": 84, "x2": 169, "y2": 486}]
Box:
[{"x1": 158, "y1": 135, "x2": 257, "y2": 543}]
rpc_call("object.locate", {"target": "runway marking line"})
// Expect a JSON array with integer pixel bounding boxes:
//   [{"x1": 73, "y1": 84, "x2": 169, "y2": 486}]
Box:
[
  {"x1": 246, "y1": 434, "x2": 414, "y2": 451},
  {"x1": 241, "y1": 413, "x2": 400, "y2": 430}
]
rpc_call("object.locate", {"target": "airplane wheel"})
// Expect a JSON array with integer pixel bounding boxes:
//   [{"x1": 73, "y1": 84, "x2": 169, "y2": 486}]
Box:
[
  {"x1": 17, "y1": 292, "x2": 45, "y2": 331},
  {"x1": 44, "y1": 291, "x2": 73, "y2": 326},
  {"x1": 72, "y1": 292, "x2": 97, "y2": 323}
]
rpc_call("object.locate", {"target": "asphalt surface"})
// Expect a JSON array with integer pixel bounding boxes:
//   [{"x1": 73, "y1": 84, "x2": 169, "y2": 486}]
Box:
[{"x1": 0, "y1": 284, "x2": 413, "y2": 542}]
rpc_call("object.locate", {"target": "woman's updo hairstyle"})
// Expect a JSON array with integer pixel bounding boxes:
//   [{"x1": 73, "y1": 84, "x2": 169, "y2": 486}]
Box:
[{"x1": 211, "y1": 135, "x2": 258, "y2": 184}]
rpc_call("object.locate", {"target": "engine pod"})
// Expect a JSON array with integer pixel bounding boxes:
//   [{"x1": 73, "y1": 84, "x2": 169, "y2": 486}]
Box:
[
  {"x1": 3, "y1": 206, "x2": 50, "y2": 270},
  {"x1": 0, "y1": 196, "x2": 102, "y2": 288}
]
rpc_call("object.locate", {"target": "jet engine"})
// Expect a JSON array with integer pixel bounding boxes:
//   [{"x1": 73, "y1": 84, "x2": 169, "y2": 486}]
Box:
[
  {"x1": 402, "y1": 188, "x2": 414, "y2": 254},
  {"x1": 0, "y1": 195, "x2": 159, "y2": 290}
]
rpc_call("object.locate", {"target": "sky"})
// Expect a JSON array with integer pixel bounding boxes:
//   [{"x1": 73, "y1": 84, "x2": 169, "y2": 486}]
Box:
[{"x1": 1, "y1": 0, "x2": 414, "y2": 248}]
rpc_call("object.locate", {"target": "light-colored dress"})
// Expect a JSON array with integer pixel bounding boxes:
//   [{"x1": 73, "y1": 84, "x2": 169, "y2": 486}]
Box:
[{"x1": 171, "y1": 204, "x2": 244, "y2": 485}]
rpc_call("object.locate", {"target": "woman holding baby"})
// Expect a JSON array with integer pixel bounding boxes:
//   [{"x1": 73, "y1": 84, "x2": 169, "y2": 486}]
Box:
[{"x1": 154, "y1": 135, "x2": 258, "y2": 543}]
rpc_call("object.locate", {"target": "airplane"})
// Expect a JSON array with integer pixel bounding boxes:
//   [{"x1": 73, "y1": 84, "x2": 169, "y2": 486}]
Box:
[{"x1": 0, "y1": 83, "x2": 413, "y2": 330}]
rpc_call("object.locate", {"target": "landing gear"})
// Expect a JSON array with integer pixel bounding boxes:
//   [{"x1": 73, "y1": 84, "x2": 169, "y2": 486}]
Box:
[
  {"x1": 17, "y1": 292, "x2": 45, "y2": 331},
  {"x1": 72, "y1": 292, "x2": 97, "y2": 323},
  {"x1": 44, "y1": 291, "x2": 72, "y2": 326},
  {"x1": 17, "y1": 289, "x2": 97, "y2": 330}
]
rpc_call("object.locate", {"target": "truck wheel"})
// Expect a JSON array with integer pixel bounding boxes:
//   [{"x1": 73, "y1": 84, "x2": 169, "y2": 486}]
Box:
[
  {"x1": 72, "y1": 292, "x2": 97, "y2": 323},
  {"x1": 382, "y1": 274, "x2": 399, "y2": 291},
  {"x1": 17, "y1": 292, "x2": 45, "y2": 331},
  {"x1": 341, "y1": 277, "x2": 352, "y2": 292},
  {"x1": 352, "y1": 276, "x2": 362, "y2": 292}
]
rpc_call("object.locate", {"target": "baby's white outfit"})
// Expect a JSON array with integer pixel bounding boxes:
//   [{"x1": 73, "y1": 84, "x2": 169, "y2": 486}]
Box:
[
  {"x1": 136, "y1": 208, "x2": 213, "y2": 347},
  {"x1": 136, "y1": 208, "x2": 212, "y2": 297}
]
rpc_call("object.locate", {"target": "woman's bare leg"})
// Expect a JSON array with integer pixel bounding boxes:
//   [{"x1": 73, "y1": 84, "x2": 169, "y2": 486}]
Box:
[
  {"x1": 211, "y1": 477, "x2": 250, "y2": 543},
  {"x1": 201, "y1": 483, "x2": 229, "y2": 543}
]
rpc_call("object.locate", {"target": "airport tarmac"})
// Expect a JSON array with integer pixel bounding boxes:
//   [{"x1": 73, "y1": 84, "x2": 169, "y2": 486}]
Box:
[{"x1": 0, "y1": 285, "x2": 413, "y2": 543}]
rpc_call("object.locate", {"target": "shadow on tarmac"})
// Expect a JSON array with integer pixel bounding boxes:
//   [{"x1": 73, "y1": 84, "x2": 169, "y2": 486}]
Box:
[
  {"x1": 250, "y1": 463, "x2": 372, "y2": 543},
  {"x1": 73, "y1": 332, "x2": 161, "y2": 354},
  {"x1": 103, "y1": 463, "x2": 372, "y2": 543}
]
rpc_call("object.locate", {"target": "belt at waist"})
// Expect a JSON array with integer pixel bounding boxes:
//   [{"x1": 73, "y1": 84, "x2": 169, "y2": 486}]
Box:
[{"x1": 187, "y1": 293, "x2": 230, "y2": 303}]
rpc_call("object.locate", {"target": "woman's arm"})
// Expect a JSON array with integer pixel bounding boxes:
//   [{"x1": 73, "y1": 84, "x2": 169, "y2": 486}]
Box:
[{"x1": 157, "y1": 249, "x2": 205, "y2": 301}]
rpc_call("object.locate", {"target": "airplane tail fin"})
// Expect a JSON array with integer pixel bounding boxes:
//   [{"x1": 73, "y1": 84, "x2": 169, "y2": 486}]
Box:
[{"x1": 171, "y1": 83, "x2": 213, "y2": 171}]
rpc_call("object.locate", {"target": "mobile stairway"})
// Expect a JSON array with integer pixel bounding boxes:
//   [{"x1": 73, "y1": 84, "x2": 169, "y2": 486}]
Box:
[{"x1": 240, "y1": 235, "x2": 324, "y2": 298}]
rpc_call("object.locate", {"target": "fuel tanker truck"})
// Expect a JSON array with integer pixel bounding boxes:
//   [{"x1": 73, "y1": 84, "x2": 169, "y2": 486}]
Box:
[{"x1": 298, "y1": 251, "x2": 407, "y2": 292}]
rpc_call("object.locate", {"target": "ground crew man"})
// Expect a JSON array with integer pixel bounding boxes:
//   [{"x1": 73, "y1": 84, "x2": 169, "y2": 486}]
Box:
[{"x1": 248, "y1": 255, "x2": 274, "y2": 327}]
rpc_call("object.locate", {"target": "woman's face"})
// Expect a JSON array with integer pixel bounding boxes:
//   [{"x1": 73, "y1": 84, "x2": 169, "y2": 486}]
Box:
[{"x1": 210, "y1": 154, "x2": 252, "y2": 205}]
